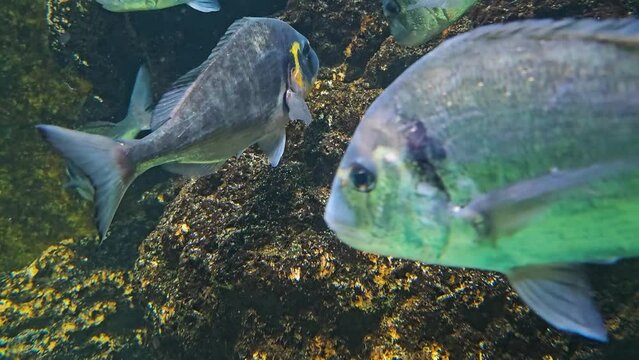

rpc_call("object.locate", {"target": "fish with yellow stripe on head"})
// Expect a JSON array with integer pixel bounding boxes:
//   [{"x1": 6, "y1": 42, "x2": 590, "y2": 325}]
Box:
[
  {"x1": 290, "y1": 41, "x2": 305, "y2": 90},
  {"x1": 36, "y1": 17, "x2": 320, "y2": 240}
]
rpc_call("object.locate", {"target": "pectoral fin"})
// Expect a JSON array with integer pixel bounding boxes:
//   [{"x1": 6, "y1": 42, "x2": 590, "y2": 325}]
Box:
[
  {"x1": 457, "y1": 161, "x2": 632, "y2": 239},
  {"x1": 285, "y1": 89, "x2": 313, "y2": 125},
  {"x1": 506, "y1": 265, "x2": 607, "y2": 342},
  {"x1": 258, "y1": 130, "x2": 286, "y2": 167},
  {"x1": 162, "y1": 162, "x2": 221, "y2": 178}
]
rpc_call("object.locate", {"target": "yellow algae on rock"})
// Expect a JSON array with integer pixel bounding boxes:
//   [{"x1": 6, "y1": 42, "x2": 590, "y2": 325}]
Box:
[
  {"x1": 288, "y1": 267, "x2": 302, "y2": 282},
  {"x1": 421, "y1": 343, "x2": 451, "y2": 360},
  {"x1": 309, "y1": 335, "x2": 337, "y2": 360},
  {"x1": 352, "y1": 281, "x2": 374, "y2": 311},
  {"x1": 251, "y1": 351, "x2": 268, "y2": 360},
  {"x1": 47, "y1": 340, "x2": 58, "y2": 352},
  {"x1": 90, "y1": 333, "x2": 112, "y2": 345},
  {"x1": 371, "y1": 346, "x2": 406, "y2": 360},
  {"x1": 0, "y1": 237, "x2": 146, "y2": 358},
  {"x1": 159, "y1": 305, "x2": 175, "y2": 324},
  {"x1": 175, "y1": 223, "x2": 190, "y2": 236},
  {"x1": 316, "y1": 251, "x2": 335, "y2": 279},
  {"x1": 61, "y1": 321, "x2": 77, "y2": 333},
  {"x1": 373, "y1": 262, "x2": 392, "y2": 287}
]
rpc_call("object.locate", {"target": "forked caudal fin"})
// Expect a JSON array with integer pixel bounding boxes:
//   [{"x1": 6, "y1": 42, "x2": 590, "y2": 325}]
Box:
[{"x1": 36, "y1": 125, "x2": 137, "y2": 240}]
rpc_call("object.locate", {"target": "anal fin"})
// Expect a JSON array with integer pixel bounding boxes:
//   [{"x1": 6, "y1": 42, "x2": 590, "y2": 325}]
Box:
[{"x1": 507, "y1": 264, "x2": 608, "y2": 342}]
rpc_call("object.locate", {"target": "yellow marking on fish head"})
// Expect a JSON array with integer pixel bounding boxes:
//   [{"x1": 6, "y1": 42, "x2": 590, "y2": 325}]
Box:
[{"x1": 289, "y1": 41, "x2": 305, "y2": 90}]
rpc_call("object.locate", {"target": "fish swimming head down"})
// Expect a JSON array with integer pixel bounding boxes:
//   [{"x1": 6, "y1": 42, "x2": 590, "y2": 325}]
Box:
[{"x1": 381, "y1": 0, "x2": 477, "y2": 46}]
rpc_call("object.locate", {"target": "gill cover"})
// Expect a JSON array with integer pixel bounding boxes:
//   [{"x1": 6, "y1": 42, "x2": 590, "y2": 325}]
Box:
[
  {"x1": 285, "y1": 40, "x2": 313, "y2": 125},
  {"x1": 333, "y1": 144, "x2": 451, "y2": 261},
  {"x1": 289, "y1": 41, "x2": 306, "y2": 92}
]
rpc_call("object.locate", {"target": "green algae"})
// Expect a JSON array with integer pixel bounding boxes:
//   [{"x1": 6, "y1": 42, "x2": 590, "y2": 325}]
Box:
[{"x1": 0, "y1": 0, "x2": 96, "y2": 271}]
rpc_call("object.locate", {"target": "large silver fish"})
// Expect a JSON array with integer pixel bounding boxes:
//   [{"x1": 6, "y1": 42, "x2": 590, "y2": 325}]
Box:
[
  {"x1": 38, "y1": 17, "x2": 320, "y2": 239},
  {"x1": 324, "y1": 19, "x2": 639, "y2": 341},
  {"x1": 96, "y1": 0, "x2": 220, "y2": 12},
  {"x1": 65, "y1": 64, "x2": 153, "y2": 201},
  {"x1": 382, "y1": 0, "x2": 478, "y2": 46}
]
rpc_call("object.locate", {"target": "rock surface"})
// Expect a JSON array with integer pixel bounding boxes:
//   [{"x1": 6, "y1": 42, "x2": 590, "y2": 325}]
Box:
[
  {"x1": 0, "y1": 0, "x2": 97, "y2": 272},
  {"x1": 2, "y1": 0, "x2": 638, "y2": 358},
  {"x1": 135, "y1": 0, "x2": 639, "y2": 359}
]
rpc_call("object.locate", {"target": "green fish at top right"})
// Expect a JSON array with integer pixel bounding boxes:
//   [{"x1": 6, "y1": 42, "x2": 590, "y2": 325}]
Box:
[{"x1": 382, "y1": 0, "x2": 477, "y2": 46}]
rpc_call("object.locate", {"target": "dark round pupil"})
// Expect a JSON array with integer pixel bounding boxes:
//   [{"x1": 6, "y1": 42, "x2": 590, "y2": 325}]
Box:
[
  {"x1": 384, "y1": 0, "x2": 401, "y2": 15},
  {"x1": 350, "y1": 164, "x2": 376, "y2": 192}
]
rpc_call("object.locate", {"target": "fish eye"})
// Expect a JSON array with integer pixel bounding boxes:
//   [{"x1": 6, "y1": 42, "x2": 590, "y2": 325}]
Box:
[
  {"x1": 349, "y1": 162, "x2": 376, "y2": 193},
  {"x1": 383, "y1": 0, "x2": 401, "y2": 15}
]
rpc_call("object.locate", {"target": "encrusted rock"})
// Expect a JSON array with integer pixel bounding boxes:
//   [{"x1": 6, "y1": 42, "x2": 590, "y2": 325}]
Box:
[
  {"x1": 134, "y1": 1, "x2": 639, "y2": 359},
  {"x1": 2, "y1": 0, "x2": 638, "y2": 359}
]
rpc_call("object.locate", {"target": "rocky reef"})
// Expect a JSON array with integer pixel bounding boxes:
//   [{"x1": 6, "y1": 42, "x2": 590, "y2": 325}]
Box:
[
  {"x1": 2, "y1": 0, "x2": 639, "y2": 358},
  {"x1": 0, "y1": 0, "x2": 98, "y2": 272},
  {"x1": 0, "y1": 174, "x2": 178, "y2": 358}
]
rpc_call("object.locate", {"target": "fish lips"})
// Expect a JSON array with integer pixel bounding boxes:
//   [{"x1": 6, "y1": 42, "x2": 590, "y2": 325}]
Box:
[{"x1": 324, "y1": 183, "x2": 359, "y2": 238}]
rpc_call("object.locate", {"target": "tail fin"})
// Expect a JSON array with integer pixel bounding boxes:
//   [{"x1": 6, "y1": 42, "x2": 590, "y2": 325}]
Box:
[
  {"x1": 36, "y1": 125, "x2": 137, "y2": 239},
  {"x1": 112, "y1": 64, "x2": 153, "y2": 139}
]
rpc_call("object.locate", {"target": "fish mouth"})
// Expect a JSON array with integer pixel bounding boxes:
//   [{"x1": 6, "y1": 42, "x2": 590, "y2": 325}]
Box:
[
  {"x1": 323, "y1": 186, "x2": 358, "y2": 237},
  {"x1": 325, "y1": 189, "x2": 391, "y2": 256}
]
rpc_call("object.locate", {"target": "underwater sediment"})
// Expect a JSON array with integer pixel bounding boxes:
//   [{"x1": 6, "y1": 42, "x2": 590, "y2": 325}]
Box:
[{"x1": 2, "y1": 0, "x2": 639, "y2": 358}]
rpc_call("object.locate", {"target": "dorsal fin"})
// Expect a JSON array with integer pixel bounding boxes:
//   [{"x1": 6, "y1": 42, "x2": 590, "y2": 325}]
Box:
[
  {"x1": 150, "y1": 17, "x2": 256, "y2": 130},
  {"x1": 150, "y1": 65, "x2": 202, "y2": 130},
  {"x1": 449, "y1": 18, "x2": 639, "y2": 47}
]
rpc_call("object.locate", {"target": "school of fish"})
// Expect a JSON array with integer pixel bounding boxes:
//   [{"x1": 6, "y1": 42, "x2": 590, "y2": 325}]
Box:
[{"x1": 35, "y1": 0, "x2": 639, "y2": 344}]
